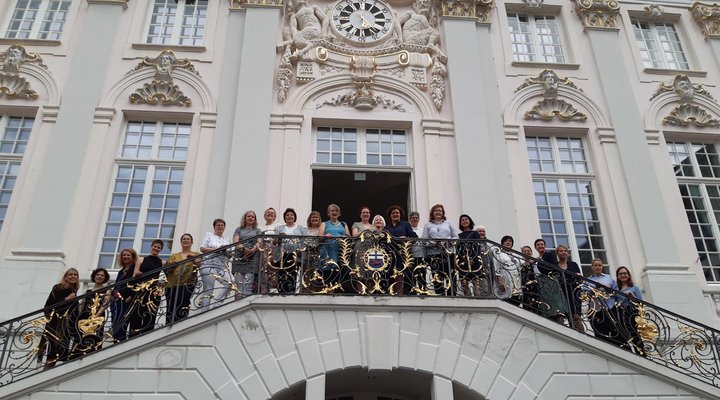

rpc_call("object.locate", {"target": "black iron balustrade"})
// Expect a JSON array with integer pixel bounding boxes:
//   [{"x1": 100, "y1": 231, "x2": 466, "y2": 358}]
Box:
[{"x1": 0, "y1": 231, "x2": 718, "y2": 389}]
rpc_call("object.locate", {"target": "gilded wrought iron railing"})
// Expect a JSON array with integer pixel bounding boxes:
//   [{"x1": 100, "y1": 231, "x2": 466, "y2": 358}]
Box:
[{"x1": 0, "y1": 231, "x2": 718, "y2": 388}]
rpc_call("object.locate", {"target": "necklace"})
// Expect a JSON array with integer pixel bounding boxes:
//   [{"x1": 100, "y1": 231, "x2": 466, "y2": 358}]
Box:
[{"x1": 330, "y1": 220, "x2": 341, "y2": 226}]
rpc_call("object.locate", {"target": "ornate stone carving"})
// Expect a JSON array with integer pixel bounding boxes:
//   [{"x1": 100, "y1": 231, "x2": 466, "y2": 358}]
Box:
[
  {"x1": 0, "y1": 45, "x2": 47, "y2": 100},
  {"x1": 691, "y1": 2, "x2": 720, "y2": 38},
  {"x1": 573, "y1": 0, "x2": 621, "y2": 29},
  {"x1": 430, "y1": 56, "x2": 447, "y2": 110},
  {"x1": 230, "y1": 0, "x2": 284, "y2": 9},
  {"x1": 524, "y1": 99, "x2": 588, "y2": 121},
  {"x1": 663, "y1": 104, "x2": 720, "y2": 127},
  {"x1": 438, "y1": 0, "x2": 495, "y2": 23},
  {"x1": 644, "y1": 4, "x2": 663, "y2": 18},
  {"x1": 650, "y1": 75, "x2": 713, "y2": 103},
  {"x1": 523, "y1": 0, "x2": 543, "y2": 8},
  {"x1": 275, "y1": 0, "x2": 449, "y2": 109},
  {"x1": 128, "y1": 50, "x2": 199, "y2": 81},
  {"x1": 129, "y1": 81, "x2": 192, "y2": 106},
  {"x1": 514, "y1": 69, "x2": 582, "y2": 98},
  {"x1": 127, "y1": 50, "x2": 198, "y2": 107},
  {"x1": 316, "y1": 85, "x2": 406, "y2": 112},
  {"x1": 351, "y1": 56, "x2": 377, "y2": 85}
]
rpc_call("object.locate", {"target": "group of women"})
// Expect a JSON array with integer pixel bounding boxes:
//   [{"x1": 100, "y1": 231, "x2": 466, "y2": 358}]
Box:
[{"x1": 39, "y1": 203, "x2": 648, "y2": 368}]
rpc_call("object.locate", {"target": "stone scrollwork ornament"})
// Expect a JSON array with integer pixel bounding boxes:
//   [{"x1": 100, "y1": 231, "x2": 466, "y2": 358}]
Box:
[
  {"x1": 524, "y1": 98, "x2": 588, "y2": 121},
  {"x1": 127, "y1": 50, "x2": 198, "y2": 106},
  {"x1": 663, "y1": 104, "x2": 720, "y2": 128},
  {"x1": 0, "y1": 45, "x2": 47, "y2": 100},
  {"x1": 438, "y1": 0, "x2": 495, "y2": 23},
  {"x1": 573, "y1": 0, "x2": 621, "y2": 29},
  {"x1": 650, "y1": 75, "x2": 714, "y2": 103},
  {"x1": 514, "y1": 69, "x2": 582, "y2": 99},
  {"x1": 316, "y1": 84, "x2": 406, "y2": 112},
  {"x1": 275, "y1": 0, "x2": 449, "y2": 110},
  {"x1": 691, "y1": 2, "x2": 720, "y2": 38}
]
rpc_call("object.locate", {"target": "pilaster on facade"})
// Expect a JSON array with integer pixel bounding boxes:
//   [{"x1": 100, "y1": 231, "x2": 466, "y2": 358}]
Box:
[
  {"x1": 691, "y1": 2, "x2": 720, "y2": 39},
  {"x1": 573, "y1": 0, "x2": 621, "y2": 30},
  {"x1": 438, "y1": 0, "x2": 495, "y2": 25}
]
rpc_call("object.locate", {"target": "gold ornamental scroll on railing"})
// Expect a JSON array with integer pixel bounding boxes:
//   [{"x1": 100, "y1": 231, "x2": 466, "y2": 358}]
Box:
[{"x1": 0, "y1": 233, "x2": 718, "y2": 389}]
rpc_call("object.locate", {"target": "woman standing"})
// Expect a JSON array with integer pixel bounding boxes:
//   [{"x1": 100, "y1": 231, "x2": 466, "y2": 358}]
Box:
[
  {"x1": 73, "y1": 268, "x2": 112, "y2": 355},
  {"x1": 587, "y1": 258, "x2": 619, "y2": 346},
  {"x1": 275, "y1": 208, "x2": 308, "y2": 293},
  {"x1": 351, "y1": 206, "x2": 373, "y2": 236},
  {"x1": 41, "y1": 268, "x2": 79, "y2": 369},
  {"x1": 232, "y1": 211, "x2": 262, "y2": 298},
  {"x1": 165, "y1": 234, "x2": 200, "y2": 324},
  {"x1": 258, "y1": 208, "x2": 279, "y2": 293},
  {"x1": 457, "y1": 214, "x2": 481, "y2": 296},
  {"x1": 615, "y1": 266, "x2": 645, "y2": 355},
  {"x1": 110, "y1": 248, "x2": 137, "y2": 342},
  {"x1": 306, "y1": 211, "x2": 322, "y2": 236},
  {"x1": 556, "y1": 244, "x2": 584, "y2": 333},
  {"x1": 319, "y1": 203, "x2": 350, "y2": 266},
  {"x1": 421, "y1": 204, "x2": 459, "y2": 296},
  {"x1": 129, "y1": 240, "x2": 165, "y2": 338},
  {"x1": 199, "y1": 219, "x2": 232, "y2": 309}
]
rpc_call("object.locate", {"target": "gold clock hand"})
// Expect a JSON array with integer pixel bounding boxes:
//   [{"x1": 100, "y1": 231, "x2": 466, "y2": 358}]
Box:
[{"x1": 360, "y1": 14, "x2": 371, "y2": 28}]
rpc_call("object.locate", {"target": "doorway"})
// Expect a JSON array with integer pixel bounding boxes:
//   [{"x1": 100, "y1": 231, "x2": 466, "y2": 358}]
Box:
[{"x1": 311, "y1": 170, "x2": 411, "y2": 222}]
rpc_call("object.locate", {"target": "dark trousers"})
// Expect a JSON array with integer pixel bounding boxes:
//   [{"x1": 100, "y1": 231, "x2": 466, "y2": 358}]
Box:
[{"x1": 166, "y1": 284, "x2": 195, "y2": 324}]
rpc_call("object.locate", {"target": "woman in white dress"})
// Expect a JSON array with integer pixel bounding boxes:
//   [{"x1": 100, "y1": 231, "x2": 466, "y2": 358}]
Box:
[{"x1": 199, "y1": 218, "x2": 232, "y2": 309}]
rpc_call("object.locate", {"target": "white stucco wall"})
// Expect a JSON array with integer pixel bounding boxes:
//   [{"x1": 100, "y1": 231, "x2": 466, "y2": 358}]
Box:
[{"x1": 2, "y1": 297, "x2": 715, "y2": 400}]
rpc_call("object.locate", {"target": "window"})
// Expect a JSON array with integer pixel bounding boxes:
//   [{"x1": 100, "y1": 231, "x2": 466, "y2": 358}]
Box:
[
  {"x1": 4, "y1": 0, "x2": 71, "y2": 40},
  {"x1": 527, "y1": 136, "x2": 607, "y2": 273},
  {"x1": 507, "y1": 13, "x2": 565, "y2": 63},
  {"x1": 631, "y1": 20, "x2": 689, "y2": 70},
  {"x1": 666, "y1": 141, "x2": 720, "y2": 282},
  {"x1": 315, "y1": 127, "x2": 408, "y2": 166},
  {"x1": 0, "y1": 116, "x2": 33, "y2": 231},
  {"x1": 146, "y1": 0, "x2": 207, "y2": 45},
  {"x1": 97, "y1": 121, "x2": 190, "y2": 268}
]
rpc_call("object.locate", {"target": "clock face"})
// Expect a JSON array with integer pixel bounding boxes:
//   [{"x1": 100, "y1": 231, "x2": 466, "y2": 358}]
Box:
[{"x1": 331, "y1": 0, "x2": 393, "y2": 45}]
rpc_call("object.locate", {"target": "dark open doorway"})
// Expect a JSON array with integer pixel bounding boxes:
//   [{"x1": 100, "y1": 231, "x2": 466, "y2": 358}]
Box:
[{"x1": 311, "y1": 170, "x2": 411, "y2": 223}]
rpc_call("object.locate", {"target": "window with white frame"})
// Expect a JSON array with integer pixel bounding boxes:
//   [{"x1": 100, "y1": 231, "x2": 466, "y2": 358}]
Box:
[
  {"x1": 667, "y1": 141, "x2": 720, "y2": 282},
  {"x1": 0, "y1": 116, "x2": 32, "y2": 232},
  {"x1": 315, "y1": 127, "x2": 408, "y2": 166},
  {"x1": 507, "y1": 13, "x2": 565, "y2": 63},
  {"x1": 631, "y1": 20, "x2": 689, "y2": 70},
  {"x1": 97, "y1": 121, "x2": 190, "y2": 269},
  {"x1": 145, "y1": 0, "x2": 207, "y2": 46},
  {"x1": 527, "y1": 136, "x2": 607, "y2": 274},
  {"x1": 4, "y1": 0, "x2": 71, "y2": 40}
]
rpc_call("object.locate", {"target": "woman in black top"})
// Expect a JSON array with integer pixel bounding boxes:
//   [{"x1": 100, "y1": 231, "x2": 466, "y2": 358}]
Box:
[
  {"x1": 41, "y1": 268, "x2": 79, "y2": 369},
  {"x1": 110, "y1": 248, "x2": 138, "y2": 342},
  {"x1": 128, "y1": 240, "x2": 164, "y2": 338}
]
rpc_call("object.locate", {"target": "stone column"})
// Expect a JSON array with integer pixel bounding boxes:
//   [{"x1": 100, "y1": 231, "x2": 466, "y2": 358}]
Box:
[
  {"x1": 0, "y1": 0, "x2": 128, "y2": 320},
  {"x1": 438, "y1": 0, "x2": 519, "y2": 235},
  {"x1": 220, "y1": 0, "x2": 284, "y2": 225},
  {"x1": 574, "y1": 0, "x2": 713, "y2": 321}
]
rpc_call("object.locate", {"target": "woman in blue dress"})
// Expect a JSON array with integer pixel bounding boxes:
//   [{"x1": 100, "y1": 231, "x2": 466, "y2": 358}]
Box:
[{"x1": 318, "y1": 204, "x2": 350, "y2": 291}]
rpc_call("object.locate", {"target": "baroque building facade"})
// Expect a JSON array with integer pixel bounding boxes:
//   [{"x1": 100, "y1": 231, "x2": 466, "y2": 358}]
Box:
[
  {"x1": 1, "y1": 0, "x2": 720, "y2": 397},
  {"x1": 0, "y1": 0, "x2": 720, "y2": 324}
]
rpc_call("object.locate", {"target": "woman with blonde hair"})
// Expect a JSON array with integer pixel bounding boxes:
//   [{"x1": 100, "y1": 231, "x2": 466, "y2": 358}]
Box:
[
  {"x1": 40, "y1": 268, "x2": 79, "y2": 369},
  {"x1": 110, "y1": 248, "x2": 137, "y2": 342}
]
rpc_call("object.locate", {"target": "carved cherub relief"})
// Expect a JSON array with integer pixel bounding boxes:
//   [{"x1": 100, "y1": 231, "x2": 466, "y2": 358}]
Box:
[
  {"x1": 127, "y1": 50, "x2": 199, "y2": 106},
  {"x1": 398, "y1": 0, "x2": 446, "y2": 63}
]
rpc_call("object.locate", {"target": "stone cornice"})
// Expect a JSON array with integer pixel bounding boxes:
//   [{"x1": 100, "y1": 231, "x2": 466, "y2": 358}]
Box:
[
  {"x1": 86, "y1": 0, "x2": 128, "y2": 8},
  {"x1": 691, "y1": 2, "x2": 720, "y2": 39},
  {"x1": 438, "y1": 0, "x2": 495, "y2": 24},
  {"x1": 229, "y1": 0, "x2": 284, "y2": 10},
  {"x1": 573, "y1": 0, "x2": 621, "y2": 30}
]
